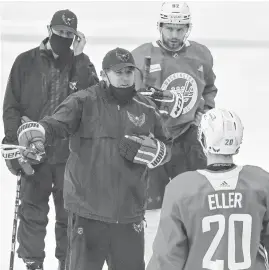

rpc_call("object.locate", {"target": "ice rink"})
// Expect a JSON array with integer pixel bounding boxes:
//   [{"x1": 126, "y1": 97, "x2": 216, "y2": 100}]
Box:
[{"x1": 1, "y1": 2, "x2": 269, "y2": 270}]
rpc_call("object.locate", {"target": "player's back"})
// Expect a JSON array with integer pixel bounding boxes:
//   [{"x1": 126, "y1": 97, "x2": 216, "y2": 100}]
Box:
[{"x1": 172, "y1": 165, "x2": 269, "y2": 270}]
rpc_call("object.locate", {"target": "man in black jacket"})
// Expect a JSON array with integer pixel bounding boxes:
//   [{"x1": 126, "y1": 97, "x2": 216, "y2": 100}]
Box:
[
  {"x1": 16, "y1": 47, "x2": 171, "y2": 270},
  {"x1": 2, "y1": 9, "x2": 98, "y2": 270}
]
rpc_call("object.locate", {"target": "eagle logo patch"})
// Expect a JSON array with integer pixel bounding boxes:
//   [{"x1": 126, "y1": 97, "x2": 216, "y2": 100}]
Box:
[
  {"x1": 69, "y1": 81, "x2": 77, "y2": 91},
  {"x1": 62, "y1": 13, "x2": 75, "y2": 26},
  {"x1": 116, "y1": 50, "x2": 129, "y2": 62},
  {"x1": 127, "y1": 112, "x2": 145, "y2": 127}
]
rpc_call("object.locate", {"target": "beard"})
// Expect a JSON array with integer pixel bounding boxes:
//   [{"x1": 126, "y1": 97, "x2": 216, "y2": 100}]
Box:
[{"x1": 163, "y1": 38, "x2": 183, "y2": 50}]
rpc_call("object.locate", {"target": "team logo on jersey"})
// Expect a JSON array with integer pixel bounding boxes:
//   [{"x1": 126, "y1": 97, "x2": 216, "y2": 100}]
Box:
[
  {"x1": 127, "y1": 111, "x2": 145, "y2": 127},
  {"x1": 161, "y1": 72, "x2": 198, "y2": 115}
]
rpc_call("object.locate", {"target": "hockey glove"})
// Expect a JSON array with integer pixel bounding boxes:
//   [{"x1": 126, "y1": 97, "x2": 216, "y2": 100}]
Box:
[
  {"x1": 17, "y1": 121, "x2": 46, "y2": 164},
  {"x1": 139, "y1": 86, "x2": 184, "y2": 118},
  {"x1": 1, "y1": 139, "x2": 34, "y2": 176},
  {"x1": 1, "y1": 115, "x2": 42, "y2": 175},
  {"x1": 119, "y1": 135, "x2": 167, "y2": 169},
  {"x1": 2, "y1": 137, "x2": 22, "y2": 175}
]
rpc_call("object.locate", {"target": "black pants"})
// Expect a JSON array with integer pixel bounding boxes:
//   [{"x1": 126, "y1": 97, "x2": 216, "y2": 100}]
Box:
[
  {"x1": 17, "y1": 162, "x2": 68, "y2": 264},
  {"x1": 67, "y1": 215, "x2": 145, "y2": 270}
]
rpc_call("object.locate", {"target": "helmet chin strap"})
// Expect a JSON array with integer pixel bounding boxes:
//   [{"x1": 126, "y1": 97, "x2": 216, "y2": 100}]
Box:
[{"x1": 159, "y1": 24, "x2": 192, "y2": 53}]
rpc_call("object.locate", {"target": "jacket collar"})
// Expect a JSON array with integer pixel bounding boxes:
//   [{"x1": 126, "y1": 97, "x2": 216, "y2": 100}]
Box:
[
  {"x1": 39, "y1": 37, "x2": 73, "y2": 69},
  {"x1": 39, "y1": 37, "x2": 54, "y2": 58}
]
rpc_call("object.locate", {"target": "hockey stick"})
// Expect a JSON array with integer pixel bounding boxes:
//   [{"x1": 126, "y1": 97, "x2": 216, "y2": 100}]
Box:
[
  {"x1": 139, "y1": 56, "x2": 170, "y2": 97},
  {"x1": 140, "y1": 56, "x2": 171, "y2": 97},
  {"x1": 143, "y1": 56, "x2": 151, "y2": 88},
  {"x1": 0, "y1": 144, "x2": 27, "y2": 150},
  {"x1": 9, "y1": 172, "x2": 22, "y2": 270},
  {"x1": 139, "y1": 56, "x2": 154, "y2": 96},
  {"x1": 66, "y1": 212, "x2": 75, "y2": 270}
]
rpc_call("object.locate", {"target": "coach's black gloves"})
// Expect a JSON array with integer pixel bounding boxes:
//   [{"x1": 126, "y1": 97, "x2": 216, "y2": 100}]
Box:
[
  {"x1": 17, "y1": 121, "x2": 46, "y2": 165},
  {"x1": 1, "y1": 138, "x2": 22, "y2": 175},
  {"x1": 1, "y1": 138, "x2": 35, "y2": 176},
  {"x1": 119, "y1": 134, "x2": 167, "y2": 169}
]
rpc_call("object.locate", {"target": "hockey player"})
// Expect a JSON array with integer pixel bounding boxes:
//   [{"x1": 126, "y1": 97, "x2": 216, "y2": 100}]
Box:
[
  {"x1": 16, "y1": 47, "x2": 172, "y2": 270},
  {"x1": 2, "y1": 9, "x2": 98, "y2": 270},
  {"x1": 131, "y1": 1, "x2": 218, "y2": 261},
  {"x1": 147, "y1": 108, "x2": 269, "y2": 270}
]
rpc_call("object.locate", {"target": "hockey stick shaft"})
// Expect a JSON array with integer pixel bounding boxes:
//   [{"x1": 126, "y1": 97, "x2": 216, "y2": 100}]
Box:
[
  {"x1": 143, "y1": 56, "x2": 151, "y2": 88},
  {"x1": 66, "y1": 212, "x2": 75, "y2": 270},
  {"x1": 141, "y1": 56, "x2": 165, "y2": 94},
  {"x1": 9, "y1": 173, "x2": 22, "y2": 270}
]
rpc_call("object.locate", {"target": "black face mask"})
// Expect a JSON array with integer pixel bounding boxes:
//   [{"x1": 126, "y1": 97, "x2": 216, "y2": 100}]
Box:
[
  {"x1": 109, "y1": 84, "x2": 136, "y2": 105},
  {"x1": 49, "y1": 34, "x2": 73, "y2": 57}
]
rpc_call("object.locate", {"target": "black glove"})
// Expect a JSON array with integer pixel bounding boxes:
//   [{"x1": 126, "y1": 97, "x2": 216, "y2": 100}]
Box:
[
  {"x1": 1, "y1": 138, "x2": 34, "y2": 175},
  {"x1": 17, "y1": 121, "x2": 46, "y2": 164},
  {"x1": 5, "y1": 158, "x2": 22, "y2": 176},
  {"x1": 119, "y1": 134, "x2": 167, "y2": 169}
]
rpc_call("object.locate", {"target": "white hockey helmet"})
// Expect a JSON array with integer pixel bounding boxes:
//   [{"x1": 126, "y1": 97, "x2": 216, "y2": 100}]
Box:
[
  {"x1": 158, "y1": 2, "x2": 192, "y2": 29},
  {"x1": 198, "y1": 108, "x2": 244, "y2": 155}
]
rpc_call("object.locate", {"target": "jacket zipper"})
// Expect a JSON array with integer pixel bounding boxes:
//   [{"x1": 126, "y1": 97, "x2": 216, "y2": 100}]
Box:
[{"x1": 116, "y1": 104, "x2": 121, "y2": 223}]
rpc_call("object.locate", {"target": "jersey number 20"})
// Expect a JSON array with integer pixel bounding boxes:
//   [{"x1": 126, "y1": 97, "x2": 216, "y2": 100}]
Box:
[{"x1": 202, "y1": 214, "x2": 252, "y2": 270}]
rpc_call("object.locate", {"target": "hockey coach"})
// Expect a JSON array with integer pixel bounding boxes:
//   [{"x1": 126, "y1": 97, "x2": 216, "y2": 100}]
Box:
[{"x1": 16, "y1": 47, "x2": 172, "y2": 270}]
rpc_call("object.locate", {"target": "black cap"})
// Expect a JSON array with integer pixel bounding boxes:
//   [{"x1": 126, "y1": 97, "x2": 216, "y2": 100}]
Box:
[
  {"x1": 50, "y1": 9, "x2": 78, "y2": 35},
  {"x1": 102, "y1": 47, "x2": 137, "y2": 71}
]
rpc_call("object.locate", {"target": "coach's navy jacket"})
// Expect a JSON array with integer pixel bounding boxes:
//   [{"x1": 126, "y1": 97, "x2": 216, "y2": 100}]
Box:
[
  {"x1": 40, "y1": 82, "x2": 171, "y2": 223},
  {"x1": 3, "y1": 38, "x2": 98, "y2": 164}
]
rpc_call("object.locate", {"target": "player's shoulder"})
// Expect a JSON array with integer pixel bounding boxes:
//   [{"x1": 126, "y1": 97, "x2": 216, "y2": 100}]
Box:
[
  {"x1": 188, "y1": 40, "x2": 213, "y2": 60},
  {"x1": 241, "y1": 164, "x2": 269, "y2": 183},
  {"x1": 132, "y1": 42, "x2": 154, "y2": 57},
  {"x1": 188, "y1": 40, "x2": 212, "y2": 53},
  {"x1": 167, "y1": 170, "x2": 208, "y2": 198}
]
